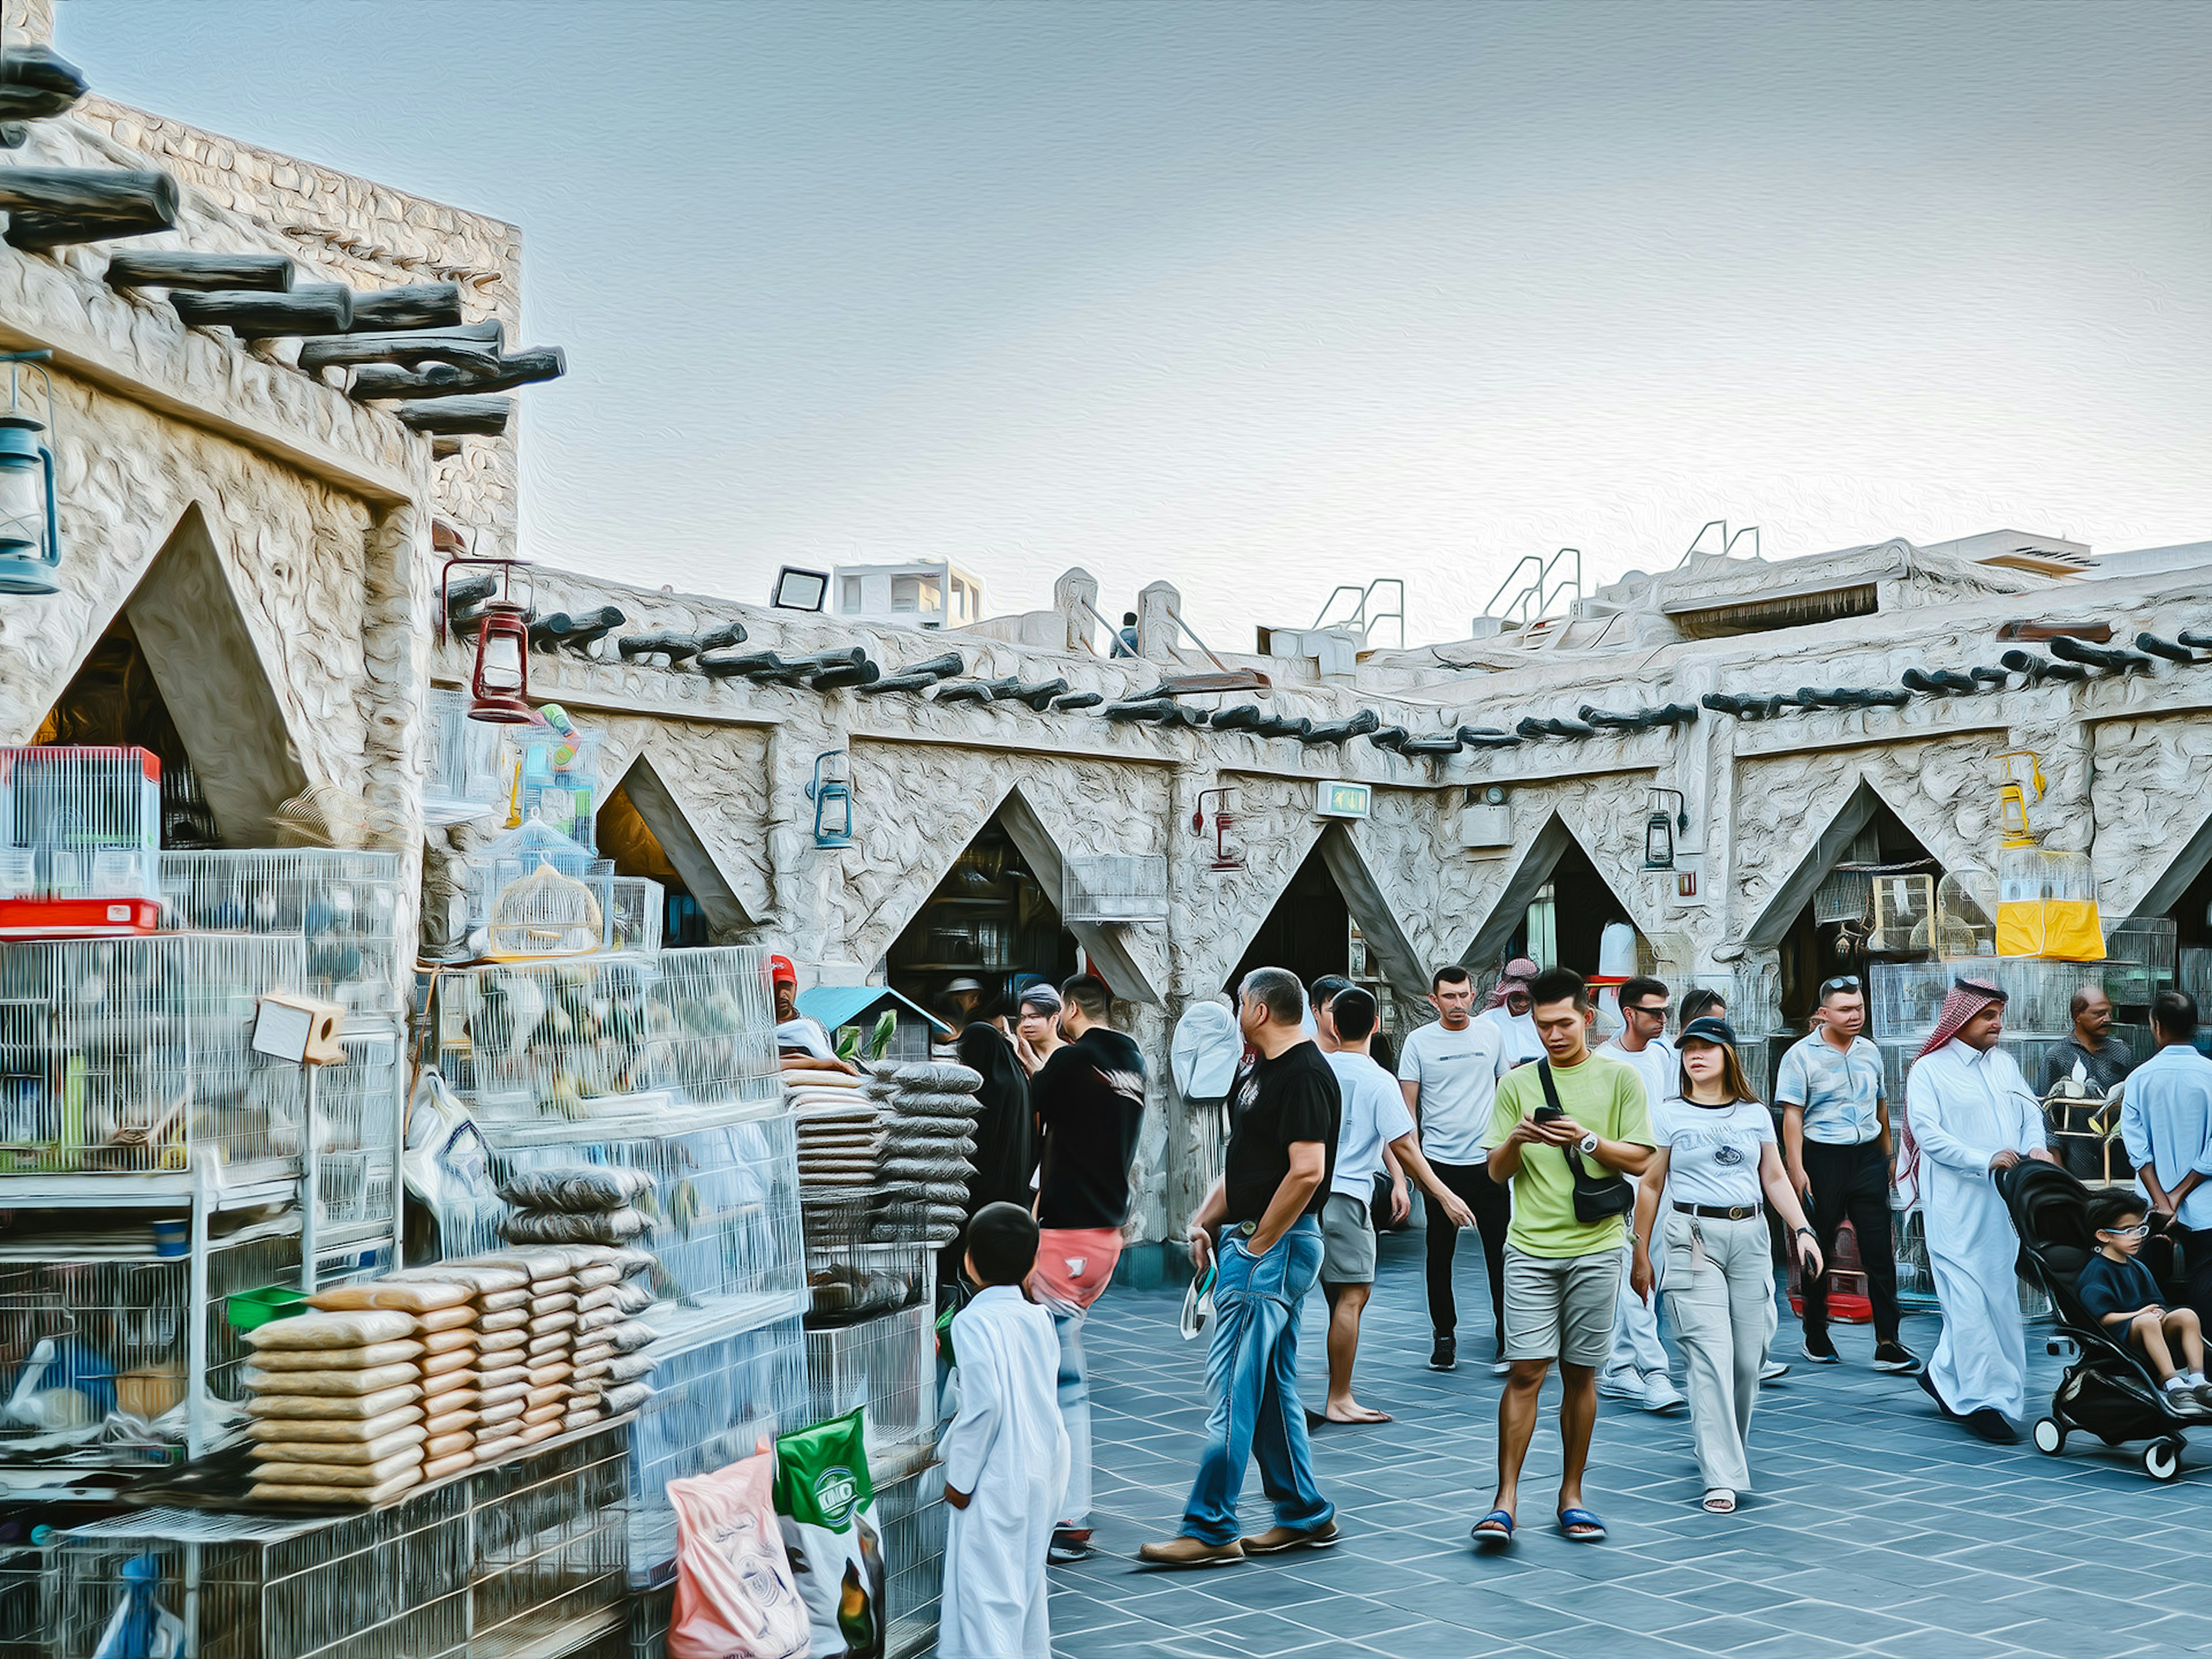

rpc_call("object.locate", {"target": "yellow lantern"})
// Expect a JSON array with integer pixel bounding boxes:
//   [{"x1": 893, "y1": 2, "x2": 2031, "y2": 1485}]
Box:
[{"x1": 1992, "y1": 749, "x2": 2104, "y2": 961}]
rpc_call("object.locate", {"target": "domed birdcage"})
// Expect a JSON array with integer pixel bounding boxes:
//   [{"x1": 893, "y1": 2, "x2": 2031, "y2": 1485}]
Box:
[{"x1": 1936, "y1": 869, "x2": 1997, "y2": 961}]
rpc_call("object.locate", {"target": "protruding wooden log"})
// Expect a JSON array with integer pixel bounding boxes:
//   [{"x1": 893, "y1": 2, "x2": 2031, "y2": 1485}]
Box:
[
  {"x1": 1, "y1": 168, "x2": 179, "y2": 248},
  {"x1": 171, "y1": 284, "x2": 354, "y2": 337},
  {"x1": 396, "y1": 396, "x2": 512, "y2": 437},
  {"x1": 0, "y1": 47, "x2": 90, "y2": 124},
  {"x1": 1049, "y1": 691, "x2": 1103, "y2": 712},
  {"x1": 300, "y1": 322, "x2": 503, "y2": 374},
  {"x1": 347, "y1": 282, "x2": 463, "y2": 332},
  {"x1": 106, "y1": 251, "x2": 294, "y2": 291},
  {"x1": 349, "y1": 347, "x2": 565, "y2": 401}
]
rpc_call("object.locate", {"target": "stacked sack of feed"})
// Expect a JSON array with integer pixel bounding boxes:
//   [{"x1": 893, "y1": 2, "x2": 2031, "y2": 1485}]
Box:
[
  {"x1": 346, "y1": 1263, "x2": 533, "y2": 1480},
  {"x1": 240, "y1": 1302, "x2": 441, "y2": 1503},
  {"x1": 566, "y1": 1245, "x2": 658, "y2": 1425},
  {"x1": 866, "y1": 1060, "x2": 983, "y2": 1247},
  {"x1": 475, "y1": 1245, "x2": 659, "y2": 1452},
  {"x1": 788, "y1": 1066, "x2": 882, "y2": 1192},
  {"x1": 497, "y1": 1165, "x2": 654, "y2": 1249}
]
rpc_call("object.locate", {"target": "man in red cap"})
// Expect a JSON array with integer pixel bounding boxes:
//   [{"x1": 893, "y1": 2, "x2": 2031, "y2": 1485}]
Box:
[
  {"x1": 1903, "y1": 978, "x2": 2056, "y2": 1443},
  {"x1": 771, "y1": 955, "x2": 859, "y2": 1075}
]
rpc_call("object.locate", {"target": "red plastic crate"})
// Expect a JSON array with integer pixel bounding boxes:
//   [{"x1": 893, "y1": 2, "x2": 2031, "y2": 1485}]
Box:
[{"x1": 0, "y1": 896, "x2": 161, "y2": 938}]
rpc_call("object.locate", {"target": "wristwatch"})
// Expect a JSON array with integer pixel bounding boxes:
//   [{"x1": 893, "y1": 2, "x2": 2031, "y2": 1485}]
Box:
[{"x1": 1577, "y1": 1132, "x2": 1599, "y2": 1156}]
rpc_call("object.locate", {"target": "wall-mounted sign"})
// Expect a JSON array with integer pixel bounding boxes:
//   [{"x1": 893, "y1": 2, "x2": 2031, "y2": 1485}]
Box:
[{"x1": 1317, "y1": 780, "x2": 1371, "y2": 819}]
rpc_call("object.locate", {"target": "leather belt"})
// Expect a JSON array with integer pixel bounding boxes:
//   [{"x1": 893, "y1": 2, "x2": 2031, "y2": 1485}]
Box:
[{"x1": 1674, "y1": 1202, "x2": 1762, "y2": 1222}]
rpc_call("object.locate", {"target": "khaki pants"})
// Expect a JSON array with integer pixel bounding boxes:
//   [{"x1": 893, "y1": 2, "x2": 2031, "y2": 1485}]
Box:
[{"x1": 1659, "y1": 1211, "x2": 1777, "y2": 1493}]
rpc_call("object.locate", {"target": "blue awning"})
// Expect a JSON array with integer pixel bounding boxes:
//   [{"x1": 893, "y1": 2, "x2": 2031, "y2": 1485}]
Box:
[{"x1": 797, "y1": 984, "x2": 953, "y2": 1035}]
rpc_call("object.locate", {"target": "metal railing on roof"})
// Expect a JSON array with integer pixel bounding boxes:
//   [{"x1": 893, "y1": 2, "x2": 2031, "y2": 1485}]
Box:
[
  {"x1": 1484, "y1": 547, "x2": 1582, "y2": 628},
  {"x1": 1311, "y1": 578, "x2": 1406, "y2": 649},
  {"x1": 1676, "y1": 520, "x2": 1761, "y2": 569}
]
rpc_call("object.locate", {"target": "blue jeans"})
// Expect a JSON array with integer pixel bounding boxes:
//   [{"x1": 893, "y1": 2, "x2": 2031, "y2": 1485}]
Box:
[
  {"x1": 1178, "y1": 1215, "x2": 1332, "y2": 1544},
  {"x1": 1049, "y1": 1302, "x2": 1093, "y2": 1525}
]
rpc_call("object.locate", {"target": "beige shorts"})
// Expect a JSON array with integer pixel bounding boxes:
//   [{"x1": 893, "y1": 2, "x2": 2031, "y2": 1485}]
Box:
[{"x1": 1502, "y1": 1244, "x2": 1619, "y2": 1367}]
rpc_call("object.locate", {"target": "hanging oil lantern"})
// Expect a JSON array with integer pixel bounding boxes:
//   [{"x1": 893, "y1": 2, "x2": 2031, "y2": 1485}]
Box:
[
  {"x1": 1643, "y1": 787, "x2": 1687, "y2": 870},
  {"x1": 442, "y1": 555, "x2": 536, "y2": 724},
  {"x1": 806, "y1": 750, "x2": 854, "y2": 847},
  {"x1": 0, "y1": 352, "x2": 61, "y2": 595}
]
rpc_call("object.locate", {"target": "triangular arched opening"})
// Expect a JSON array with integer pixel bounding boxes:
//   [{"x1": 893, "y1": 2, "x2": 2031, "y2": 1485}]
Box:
[
  {"x1": 39, "y1": 505, "x2": 305, "y2": 847},
  {"x1": 1225, "y1": 821, "x2": 1423, "y2": 1040},
  {"x1": 597, "y1": 752, "x2": 754, "y2": 945},
  {"x1": 1459, "y1": 810, "x2": 1646, "y2": 977}
]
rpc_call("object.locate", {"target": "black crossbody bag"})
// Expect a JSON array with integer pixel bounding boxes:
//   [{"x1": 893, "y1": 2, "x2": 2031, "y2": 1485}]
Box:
[{"x1": 1537, "y1": 1059, "x2": 1635, "y2": 1224}]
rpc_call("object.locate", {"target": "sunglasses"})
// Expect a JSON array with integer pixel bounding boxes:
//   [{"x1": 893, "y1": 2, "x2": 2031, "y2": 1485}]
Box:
[
  {"x1": 1818, "y1": 976, "x2": 1862, "y2": 997},
  {"x1": 1625, "y1": 1002, "x2": 1669, "y2": 1019},
  {"x1": 2099, "y1": 1222, "x2": 2152, "y2": 1240}
]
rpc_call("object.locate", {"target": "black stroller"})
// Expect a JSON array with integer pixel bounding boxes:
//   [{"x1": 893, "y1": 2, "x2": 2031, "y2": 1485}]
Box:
[{"x1": 1998, "y1": 1160, "x2": 2192, "y2": 1481}]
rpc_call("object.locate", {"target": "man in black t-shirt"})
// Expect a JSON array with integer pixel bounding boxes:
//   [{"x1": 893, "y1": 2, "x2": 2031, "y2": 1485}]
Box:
[
  {"x1": 1030, "y1": 975, "x2": 1146, "y2": 1563},
  {"x1": 1139, "y1": 968, "x2": 1342, "y2": 1569}
]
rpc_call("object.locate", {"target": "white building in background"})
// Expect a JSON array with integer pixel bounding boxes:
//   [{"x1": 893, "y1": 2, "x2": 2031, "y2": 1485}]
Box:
[{"x1": 832, "y1": 559, "x2": 987, "y2": 631}]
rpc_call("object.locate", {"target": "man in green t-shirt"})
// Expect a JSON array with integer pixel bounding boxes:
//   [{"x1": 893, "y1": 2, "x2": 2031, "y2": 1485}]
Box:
[{"x1": 1469, "y1": 967, "x2": 1654, "y2": 1550}]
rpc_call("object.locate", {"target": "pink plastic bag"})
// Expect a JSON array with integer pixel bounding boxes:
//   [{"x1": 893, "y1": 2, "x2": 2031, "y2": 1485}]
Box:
[{"x1": 668, "y1": 1448, "x2": 812, "y2": 1659}]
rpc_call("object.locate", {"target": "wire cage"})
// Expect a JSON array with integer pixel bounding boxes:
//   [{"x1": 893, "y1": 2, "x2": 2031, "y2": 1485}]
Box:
[
  {"x1": 2102, "y1": 915, "x2": 2178, "y2": 1006},
  {"x1": 1866, "y1": 873, "x2": 1936, "y2": 957},
  {"x1": 1869, "y1": 961, "x2": 1952, "y2": 1041},
  {"x1": 475, "y1": 1113, "x2": 805, "y2": 1316},
  {"x1": 0, "y1": 747, "x2": 161, "y2": 904},
  {"x1": 422, "y1": 686, "x2": 507, "y2": 829},
  {"x1": 315, "y1": 1029, "x2": 403, "y2": 1234},
  {"x1": 0, "y1": 1539, "x2": 46, "y2": 1659},
  {"x1": 429, "y1": 947, "x2": 778, "y2": 1126},
  {"x1": 801, "y1": 1187, "x2": 930, "y2": 1323},
  {"x1": 51, "y1": 1425, "x2": 630, "y2": 1659},
  {"x1": 624, "y1": 1309, "x2": 808, "y2": 1589},
  {"x1": 1934, "y1": 871, "x2": 1997, "y2": 961},
  {"x1": 607, "y1": 878, "x2": 663, "y2": 957},
  {"x1": 159, "y1": 851, "x2": 406, "y2": 1020},
  {"x1": 0, "y1": 934, "x2": 310, "y2": 1177},
  {"x1": 1060, "y1": 854, "x2": 1169, "y2": 925},
  {"x1": 804, "y1": 1302, "x2": 937, "y2": 1465},
  {"x1": 1892, "y1": 1210, "x2": 2050, "y2": 1320},
  {"x1": 1812, "y1": 866, "x2": 1875, "y2": 926},
  {"x1": 1688, "y1": 967, "x2": 1782, "y2": 1036},
  {"x1": 0, "y1": 1229, "x2": 300, "y2": 1467},
  {"x1": 1869, "y1": 957, "x2": 2104, "y2": 1043},
  {"x1": 502, "y1": 724, "x2": 605, "y2": 855},
  {"x1": 876, "y1": 1464, "x2": 948, "y2": 1659},
  {"x1": 467, "y1": 821, "x2": 613, "y2": 963}
]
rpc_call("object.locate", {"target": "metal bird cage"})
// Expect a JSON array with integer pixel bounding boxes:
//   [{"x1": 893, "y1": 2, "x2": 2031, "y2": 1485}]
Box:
[
  {"x1": 804, "y1": 1301, "x2": 938, "y2": 1466},
  {"x1": 1934, "y1": 871, "x2": 1997, "y2": 962},
  {"x1": 1060, "y1": 854, "x2": 1169, "y2": 924},
  {"x1": 421, "y1": 686, "x2": 507, "y2": 828},
  {"x1": 1812, "y1": 866, "x2": 1875, "y2": 926},
  {"x1": 0, "y1": 747, "x2": 161, "y2": 906},
  {"x1": 464, "y1": 821, "x2": 614, "y2": 961},
  {"x1": 2102, "y1": 915, "x2": 2177, "y2": 1007},
  {"x1": 623, "y1": 1309, "x2": 807, "y2": 1589},
  {"x1": 607, "y1": 877, "x2": 664, "y2": 956},
  {"x1": 1866, "y1": 873, "x2": 1936, "y2": 958},
  {"x1": 500, "y1": 724, "x2": 604, "y2": 854},
  {"x1": 50, "y1": 1426, "x2": 630, "y2": 1659},
  {"x1": 313, "y1": 1028, "x2": 404, "y2": 1233},
  {"x1": 801, "y1": 1185, "x2": 930, "y2": 1323},
  {"x1": 877, "y1": 1464, "x2": 949, "y2": 1659},
  {"x1": 0, "y1": 934, "x2": 310, "y2": 1177},
  {"x1": 158, "y1": 850, "x2": 407, "y2": 1020}
]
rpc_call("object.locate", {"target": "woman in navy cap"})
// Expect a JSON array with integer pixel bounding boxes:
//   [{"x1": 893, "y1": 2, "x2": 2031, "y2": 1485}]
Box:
[{"x1": 1629, "y1": 1017, "x2": 1825, "y2": 1514}]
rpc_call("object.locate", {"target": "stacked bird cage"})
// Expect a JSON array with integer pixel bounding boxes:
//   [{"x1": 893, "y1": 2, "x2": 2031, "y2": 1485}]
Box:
[
  {"x1": 0, "y1": 1537, "x2": 43, "y2": 1659},
  {"x1": 421, "y1": 685, "x2": 507, "y2": 828},
  {"x1": 468, "y1": 821, "x2": 614, "y2": 963},
  {"x1": 623, "y1": 1309, "x2": 808, "y2": 1590},
  {"x1": 2103, "y1": 915, "x2": 2177, "y2": 1007},
  {"x1": 0, "y1": 1229, "x2": 300, "y2": 1468},
  {"x1": 312, "y1": 1028, "x2": 404, "y2": 1234},
  {"x1": 801, "y1": 1185, "x2": 931, "y2": 1324},
  {"x1": 0, "y1": 747, "x2": 163, "y2": 935},
  {"x1": 608, "y1": 877, "x2": 664, "y2": 956},
  {"x1": 428, "y1": 947, "x2": 779, "y2": 1130},
  {"x1": 877, "y1": 1463, "x2": 949, "y2": 1659},
  {"x1": 501, "y1": 722, "x2": 605, "y2": 854},
  {"x1": 158, "y1": 850, "x2": 406, "y2": 1021},
  {"x1": 0, "y1": 934, "x2": 309, "y2": 1179},
  {"x1": 50, "y1": 1425, "x2": 630, "y2": 1659},
  {"x1": 1061, "y1": 853, "x2": 1169, "y2": 925},
  {"x1": 804, "y1": 1300, "x2": 937, "y2": 1469}
]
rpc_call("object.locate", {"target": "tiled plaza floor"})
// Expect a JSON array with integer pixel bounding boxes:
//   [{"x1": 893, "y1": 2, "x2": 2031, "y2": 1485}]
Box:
[{"x1": 1044, "y1": 1228, "x2": 2209, "y2": 1659}]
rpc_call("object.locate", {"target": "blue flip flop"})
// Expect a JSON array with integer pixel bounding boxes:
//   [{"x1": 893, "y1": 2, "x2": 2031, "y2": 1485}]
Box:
[
  {"x1": 1469, "y1": 1509, "x2": 1515, "y2": 1548},
  {"x1": 1556, "y1": 1508, "x2": 1607, "y2": 1543}
]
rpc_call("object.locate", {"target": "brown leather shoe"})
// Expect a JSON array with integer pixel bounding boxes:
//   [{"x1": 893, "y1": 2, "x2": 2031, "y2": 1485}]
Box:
[
  {"x1": 1136, "y1": 1536, "x2": 1245, "y2": 1568},
  {"x1": 1241, "y1": 1519, "x2": 1340, "y2": 1555}
]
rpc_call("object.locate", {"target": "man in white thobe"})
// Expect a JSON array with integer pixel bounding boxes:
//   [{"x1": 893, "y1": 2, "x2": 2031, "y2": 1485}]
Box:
[
  {"x1": 940, "y1": 1207, "x2": 1070, "y2": 1659},
  {"x1": 1904, "y1": 980, "x2": 2056, "y2": 1444}
]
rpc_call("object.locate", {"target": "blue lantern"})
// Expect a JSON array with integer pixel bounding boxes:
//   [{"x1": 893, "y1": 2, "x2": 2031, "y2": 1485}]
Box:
[
  {"x1": 807, "y1": 751, "x2": 854, "y2": 848},
  {"x1": 0, "y1": 352, "x2": 59, "y2": 596}
]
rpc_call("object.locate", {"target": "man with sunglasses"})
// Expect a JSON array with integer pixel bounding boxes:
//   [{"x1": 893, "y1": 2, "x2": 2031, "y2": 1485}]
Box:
[
  {"x1": 1776, "y1": 975, "x2": 1920, "y2": 1374},
  {"x1": 1596, "y1": 976, "x2": 1686, "y2": 1413}
]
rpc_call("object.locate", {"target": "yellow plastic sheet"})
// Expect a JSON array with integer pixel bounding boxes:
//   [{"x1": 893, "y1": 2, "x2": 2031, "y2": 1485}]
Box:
[{"x1": 1995, "y1": 898, "x2": 2105, "y2": 961}]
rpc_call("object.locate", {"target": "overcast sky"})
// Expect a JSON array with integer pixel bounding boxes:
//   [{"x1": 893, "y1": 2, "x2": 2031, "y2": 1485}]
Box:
[{"x1": 56, "y1": 2, "x2": 2212, "y2": 645}]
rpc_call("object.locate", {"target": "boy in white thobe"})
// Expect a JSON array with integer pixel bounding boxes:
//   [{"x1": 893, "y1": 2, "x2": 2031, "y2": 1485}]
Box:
[
  {"x1": 1903, "y1": 980, "x2": 2055, "y2": 1445},
  {"x1": 940, "y1": 1203, "x2": 1071, "y2": 1659}
]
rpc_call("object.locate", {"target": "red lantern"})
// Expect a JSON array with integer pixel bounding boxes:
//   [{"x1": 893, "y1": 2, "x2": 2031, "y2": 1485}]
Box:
[{"x1": 442, "y1": 555, "x2": 537, "y2": 724}]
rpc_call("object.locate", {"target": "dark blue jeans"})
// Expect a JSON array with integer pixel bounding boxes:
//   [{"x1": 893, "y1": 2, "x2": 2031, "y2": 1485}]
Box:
[{"x1": 1178, "y1": 1215, "x2": 1333, "y2": 1544}]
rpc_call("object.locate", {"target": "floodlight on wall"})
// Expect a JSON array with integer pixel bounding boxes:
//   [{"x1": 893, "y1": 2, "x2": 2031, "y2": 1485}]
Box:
[
  {"x1": 1192, "y1": 786, "x2": 1243, "y2": 872},
  {"x1": 1643, "y1": 787, "x2": 1687, "y2": 871},
  {"x1": 807, "y1": 750, "x2": 854, "y2": 848},
  {"x1": 442, "y1": 555, "x2": 536, "y2": 724},
  {"x1": 0, "y1": 351, "x2": 60, "y2": 594},
  {"x1": 772, "y1": 566, "x2": 830, "y2": 611}
]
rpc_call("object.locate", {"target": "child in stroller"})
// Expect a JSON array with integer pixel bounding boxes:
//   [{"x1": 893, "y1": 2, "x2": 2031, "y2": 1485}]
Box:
[
  {"x1": 1999, "y1": 1160, "x2": 2197, "y2": 1480},
  {"x1": 2080, "y1": 1190, "x2": 2212, "y2": 1415}
]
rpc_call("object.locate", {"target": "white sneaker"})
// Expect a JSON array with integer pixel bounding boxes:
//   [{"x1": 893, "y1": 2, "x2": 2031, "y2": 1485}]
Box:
[
  {"x1": 1597, "y1": 1375, "x2": 1647, "y2": 1403},
  {"x1": 1759, "y1": 1359, "x2": 1789, "y2": 1384},
  {"x1": 1641, "y1": 1375, "x2": 1687, "y2": 1414}
]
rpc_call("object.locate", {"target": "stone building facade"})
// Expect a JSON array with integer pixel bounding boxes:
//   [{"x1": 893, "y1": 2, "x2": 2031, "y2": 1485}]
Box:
[{"x1": 4, "y1": 6, "x2": 2210, "y2": 1270}]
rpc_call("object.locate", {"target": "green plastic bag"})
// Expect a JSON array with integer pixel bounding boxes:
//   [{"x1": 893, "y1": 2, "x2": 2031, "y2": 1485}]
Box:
[{"x1": 771, "y1": 1409, "x2": 885, "y2": 1659}]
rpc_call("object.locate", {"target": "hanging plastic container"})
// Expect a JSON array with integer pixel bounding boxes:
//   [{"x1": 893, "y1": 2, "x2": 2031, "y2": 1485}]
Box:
[{"x1": 1991, "y1": 749, "x2": 2104, "y2": 961}]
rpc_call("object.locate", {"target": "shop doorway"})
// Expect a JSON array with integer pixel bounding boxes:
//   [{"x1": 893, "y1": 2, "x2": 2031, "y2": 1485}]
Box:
[
  {"x1": 1224, "y1": 831, "x2": 1414, "y2": 1048},
  {"x1": 1762, "y1": 795, "x2": 1937, "y2": 1031},
  {"x1": 887, "y1": 815, "x2": 1081, "y2": 1025},
  {"x1": 595, "y1": 755, "x2": 751, "y2": 948},
  {"x1": 38, "y1": 614, "x2": 225, "y2": 849},
  {"x1": 1506, "y1": 835, "x2": 1635, "y2": 976}
]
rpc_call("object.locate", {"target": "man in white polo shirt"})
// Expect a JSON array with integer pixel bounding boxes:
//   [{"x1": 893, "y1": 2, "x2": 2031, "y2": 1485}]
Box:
[
  {"x1": 1777, "y1": 974, "x2": 1920, "y2": 1374},
  {"x1": 1317, "y1": 987, "x2": 1478, "y2": 1422},
  {"x1": 1400, "y1": 964, "x2": 1513, "y2": 1374}
]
